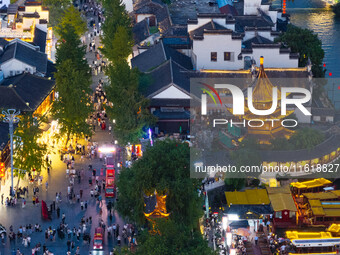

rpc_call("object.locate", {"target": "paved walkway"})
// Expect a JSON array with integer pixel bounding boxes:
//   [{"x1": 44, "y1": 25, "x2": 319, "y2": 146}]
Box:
[{"x1": 0, "y1": 3, "x2": 126, "y2": 255}]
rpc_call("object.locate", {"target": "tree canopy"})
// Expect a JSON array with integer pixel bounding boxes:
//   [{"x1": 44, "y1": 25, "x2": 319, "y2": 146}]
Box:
[
  {"x1": 289, "y1": 127, "x2": 324, "y2": 150},
  {"x1": 54, "y1": 5, "x2": 87, "y2": 38},
  {"x1": 100, "y1": 0, "x2": 132, "y2": 62},
  {"x1": 129, "y1": 220, "x2": 216, "y2": 255},
  {"x1": 105, "y1": 60, "x2": 155, "y2": 145},
  {"x1": 275, "y1": 24, "x2": 325, "y2": 77},
  {"x1": 332, "y1": 3, "x2": 340, "y2": 17},
  {"x1": 116, "y1": 140, "x2": 203, "y2": 229},
  {"x1": 13, "y1": 114, "x2": 48, "y2": 183},
  {"x1": 42, "y1": 0, "x2": 71, "y2": 28},
  {"x1": 52, "y1": 11, "x2": 92, "y2": 147}
]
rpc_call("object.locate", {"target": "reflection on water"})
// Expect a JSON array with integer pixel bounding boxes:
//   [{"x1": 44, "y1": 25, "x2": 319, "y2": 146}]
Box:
[{"x1": 273, "y1": 0, "x2": 340, "y2": 107}]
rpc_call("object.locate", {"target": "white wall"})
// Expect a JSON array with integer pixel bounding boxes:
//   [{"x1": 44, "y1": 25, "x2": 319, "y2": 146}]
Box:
[
  {"x1": 243, "y1": 48, "x2": 298, "y2": 68},
  {"x1": 123, "y1": 0, "x2": 133, "y2": 13},
  {"x1": 1, "y1": 59, "x2": 35, "y2": 78},
  {"x1": 294, "y1": 106, "x2": 311, "y2": 124},
  {"x1": 244, "y1": 0, "x2": 262, "y2": 15},
  {"x1": 193, "y1": 34, "x2": 243, "y2": 70},
  {"x1": 0, "y1": 0, "x2": 10, "y2": 7},
  {"x1": 136, "y1": 14, "x2": 154, "y2": 24},
  {"x1": 243, "y1": 31, "x2": 275, "y2": 41}
]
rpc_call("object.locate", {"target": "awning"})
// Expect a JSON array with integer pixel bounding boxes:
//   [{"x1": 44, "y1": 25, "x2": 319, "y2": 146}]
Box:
[
  {"x1": 225, "y1": 189, "x2": 270, "y2": 206},
  {"x1": 229, "y1": 220, "x2": 249, "y2": 229},
  {"x1": 290, "y1": 178, "x2": 332, "y2": 189},
  {"x1": 269, "y1": 193, "x2": 297, "y2": 212}
]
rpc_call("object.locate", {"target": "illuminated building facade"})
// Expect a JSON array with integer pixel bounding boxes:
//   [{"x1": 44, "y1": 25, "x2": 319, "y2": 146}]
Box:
[{"x1": 0, "y1": 1, "x2": 53, "y2": 59}]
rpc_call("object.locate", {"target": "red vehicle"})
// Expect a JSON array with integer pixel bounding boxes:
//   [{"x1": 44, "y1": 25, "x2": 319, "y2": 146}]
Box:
[
  {"x1": 93, "y1": 227, "x2": 104, "y2": 250},
  {"x1": 105, "y1": 156, "x2": 115, "y2": 198}
]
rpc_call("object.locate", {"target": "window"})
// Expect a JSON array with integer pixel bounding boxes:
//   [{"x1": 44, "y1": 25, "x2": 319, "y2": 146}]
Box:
[
  {"x1": 224, "y1": 52, "x2": 235, "y2": 62},
  {"x1": 275, "y1": 211, "x2": 282, "y2": 219},
  {"x1": 211, "y1": 52, "x2": 217, "y2": 62},
  {"x1": 10, "y1": 71, "x2": 13, "y2": 76},
  {"x1": 224, "y1": 52, "x2": 231, "y2": 61}
]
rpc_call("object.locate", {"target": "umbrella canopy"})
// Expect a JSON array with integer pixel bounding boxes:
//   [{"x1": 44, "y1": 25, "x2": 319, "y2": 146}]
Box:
[{"x1": 236, "y1": 228, "x2": 251, "y2": 237}]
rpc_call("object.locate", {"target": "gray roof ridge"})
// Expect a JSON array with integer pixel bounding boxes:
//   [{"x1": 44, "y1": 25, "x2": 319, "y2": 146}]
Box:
[
  {"x1": 8, "y1": 80, "x2": 32, "y2": 110},
  {"x1": 169, "y1": 57, "x2": 173, "y2": 83},
  {"x1": 145, "y1": 58, "x2": 171, "y2": 74},
  {"x1": 160, "y1": 40, "x2": 167, "y2": 60},
  {"x1": 170, "y1": 58, "x2": 190, "y2": 72},
  {"x1": 13, "y1": 40, "x2": 18, "y2": 59}
]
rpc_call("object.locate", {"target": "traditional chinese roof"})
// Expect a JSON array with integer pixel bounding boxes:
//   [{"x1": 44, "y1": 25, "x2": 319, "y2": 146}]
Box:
[
  {"x1": 144, "y1": 190, "x2": 170, "y2": 218},
  {"x1": 291, "y1": 178, "x2": 332, "y2": 189},
  {"x1": 0, "y1": 39, "x2": 48, "y2": 73},
  {"x1": 225, "y1": 188, "x2": 270, "y2": 206},
  {"x1": 0, "y1": 73, "x2": 55, "y2": 112},
  {"x1": 269, "y1": 193, "x2": 297, "y2": 212},
  {"x1": 251, "y1": 57, "x2": 281, "y2": 104},
  {"x1": 131, "y1": 40, "x2": 192, "y2": 72}
]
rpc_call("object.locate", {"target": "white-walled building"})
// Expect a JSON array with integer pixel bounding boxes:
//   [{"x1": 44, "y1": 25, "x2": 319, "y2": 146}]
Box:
[
  {"x1": 0, "y1": 38, "x2": 48, "y2": 78},
  {"x1": 187, "y1": 13, "x2": 299, "y2": 71}
]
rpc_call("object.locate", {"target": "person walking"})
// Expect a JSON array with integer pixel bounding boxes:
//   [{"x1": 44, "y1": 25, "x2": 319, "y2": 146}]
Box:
[{"x1": 45, "y1": 181, "x2": 48, "y2": 191}]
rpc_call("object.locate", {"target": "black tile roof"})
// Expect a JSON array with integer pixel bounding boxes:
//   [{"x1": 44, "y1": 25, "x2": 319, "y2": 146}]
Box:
[
  {"x1": 144, "y1": 195, "x2": 157, "y2": 214},
  {"x1": 189, "y1": 20, "x2": 232, "y2": 40},
  {"x1": 0, "y1": 86, "x2": 31, "y2": 110},
  {"x1": 33, "y1": 27, "x2": 46, "y2": 53},
  {"x1": 23, "y1": 12, "x2": 40, "y2": 18},
  {"x1": 0, "y1": 38, "x2": 9, "y2": 49},
  {"x1": 7, "y1": 4, "x2": 18, "y2": 14},
  {"x1": 0, "y1": 40, "x2": 48, "y2": 73},
  {"x1": 150, "y1": 98, "x2": 191, "y2": 107},
  {"x1": 153, "y1": 109, "x2": 190, "y2": 119},
  {"x1": 235, "y1": 15, "x2": 273, "y2": 32},
  {"x1": 134, "y1": 1, "x2": 171, "y2": 35},
  {"x1": 0, "y1": 73, "x2": 55, "y2": 112},
  {"x1": 133, "y1": 19, "x2": 150, "y2": 44},
  {"x1": 312, "y1": 107, "x2": 335, "y2": 117},
  {"x1": 141, "y1": 59, "x2": 190, "y2": 97},
  {"x1": 131, "y1": 41, "x2": 192, "y2": 72},
  {"x1": 242, "y1": 35, "x2": 273, "y2": 49}
]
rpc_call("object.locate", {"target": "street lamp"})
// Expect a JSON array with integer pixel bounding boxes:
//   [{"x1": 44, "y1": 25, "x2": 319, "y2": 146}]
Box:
[{"x1": 2, "y1": 109, "x2": 20, "y2": 197}]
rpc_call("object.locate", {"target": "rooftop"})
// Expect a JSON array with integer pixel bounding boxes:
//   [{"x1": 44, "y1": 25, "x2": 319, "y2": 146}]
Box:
[
  {"x1": 169, "y1": 0, "x2": 220, "y2": 25},
  {"x1": 131, "y1": 40, "x2": 192, "y2": 72},
  {"x1": 290, "y1": 178, "x2": 332, "y2": 189},
  {"x1": 0, "y1": 73, "x2": 55, "y2": 112},
  {"x1": 225, "y1": 188, "x2": 270, "y2": 206}
]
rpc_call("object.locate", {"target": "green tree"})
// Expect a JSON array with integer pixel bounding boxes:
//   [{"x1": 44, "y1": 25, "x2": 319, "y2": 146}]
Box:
[
  {"x1": 116, "y1": 140, "x2": 202, "y2": 229},
  {"x1": 52, "y1": 9, "x2": 92, "y2": 148},
  {"x1": 42, "y1": 0, "x2": 71, "y2": 28},
  {"x1": 275, "y1": 24, "x2": 325, "y2": 77},
  {"x1": 100, "y1": 0, "x2": 131, "y2": 61},
  {"x1": 13, "y1": 114, "x2": 48, "y2": 186},
  {"x1": 289, "y1": 127, "x2": 324, "y2": 150},
  {"x1": 54, "y1": 5, "x2": 87, "y2": 38},
  {"x1": 52, "y1": 59, "x2": 92, "y2": 148},
  {"x1": 332, "y1": 3, "x2": 340, "y2": 17},
  {"x1": 270, "y1": 137, "x2": 294, "y2": 150},
  {"x1": 130, "y1": 220, "x2": 215, "y2": 255},
  {"x1": 105, "y1": 60, "x2": 155, "y2": 145},
  {"x1": 109, "y1": 26, "x2": 133, "y2": 64}
]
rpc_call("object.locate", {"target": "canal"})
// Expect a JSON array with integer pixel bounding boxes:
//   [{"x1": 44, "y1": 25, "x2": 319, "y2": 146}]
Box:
[{"x1": 273, "y1": 0, "x2": 340, "y2": 107}]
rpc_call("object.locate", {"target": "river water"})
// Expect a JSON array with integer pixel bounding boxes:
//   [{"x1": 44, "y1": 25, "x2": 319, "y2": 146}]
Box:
[{"x1": 272, "y1": 0, "x2": 340, "y2": 107}]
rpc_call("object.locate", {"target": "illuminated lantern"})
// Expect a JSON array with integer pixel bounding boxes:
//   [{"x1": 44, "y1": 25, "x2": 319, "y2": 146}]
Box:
[{"x1": 283, "y1": 0, "x2": 286, "y2": 14}]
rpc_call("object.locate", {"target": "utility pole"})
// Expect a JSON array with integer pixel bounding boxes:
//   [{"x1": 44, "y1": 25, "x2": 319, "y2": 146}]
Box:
[{"x1": 2, "y1": 109, "x2": 20, "y2": 197}]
